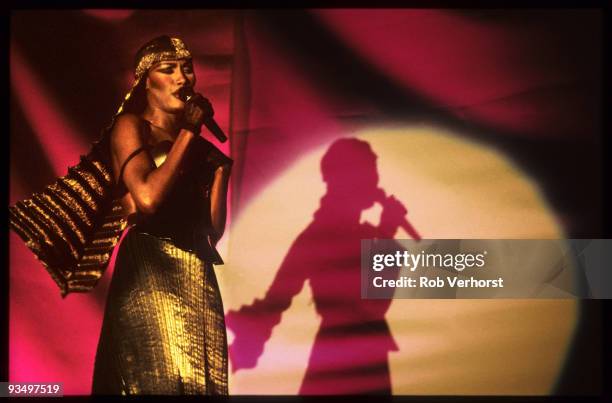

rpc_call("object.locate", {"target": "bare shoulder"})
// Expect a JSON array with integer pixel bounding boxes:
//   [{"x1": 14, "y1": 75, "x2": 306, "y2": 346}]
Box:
[
  {"x1": 111, "y1": 113, "x2": 142, "y2": 137},
  {"x1": 115, "y1": 112, "x2": 140, "y2": 124},
  {"x1": 110, "y1": 113, "x2": 145, "y2": 149}
]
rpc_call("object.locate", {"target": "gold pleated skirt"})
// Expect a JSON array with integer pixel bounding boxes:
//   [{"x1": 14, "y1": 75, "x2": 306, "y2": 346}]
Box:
[{"x1": 92, "y1": 229, "x2": 228, "y2": 395}]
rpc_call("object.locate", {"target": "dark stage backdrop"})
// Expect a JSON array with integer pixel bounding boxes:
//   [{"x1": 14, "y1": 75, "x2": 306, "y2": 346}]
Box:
[{"x1": 9, "y1": 9, "x2": 602, "y2": 395}]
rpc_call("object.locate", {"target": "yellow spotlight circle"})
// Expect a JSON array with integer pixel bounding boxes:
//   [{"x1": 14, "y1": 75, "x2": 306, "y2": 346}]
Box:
[{"x1": 218, "y1": 125, "x2": 577, "y2": 395}]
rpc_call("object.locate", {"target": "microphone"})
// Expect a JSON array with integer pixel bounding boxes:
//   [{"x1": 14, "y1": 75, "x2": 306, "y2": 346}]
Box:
[{"x1": 179, "y1": 87, "x2": 228, "y2": 143}]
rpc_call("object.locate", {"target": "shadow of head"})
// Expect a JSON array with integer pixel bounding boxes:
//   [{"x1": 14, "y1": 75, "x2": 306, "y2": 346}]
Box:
[{"x1": 320, "y1": 138, "x2": 381, "y2": 210}]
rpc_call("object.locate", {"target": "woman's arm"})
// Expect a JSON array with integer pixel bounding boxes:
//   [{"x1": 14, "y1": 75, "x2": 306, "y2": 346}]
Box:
[
  {"x1": 111, "y1": 113, "x2": 195, "y2": 215},
  {"x1": 209, "y1": 161, "x2": 232, "y2": 246}
]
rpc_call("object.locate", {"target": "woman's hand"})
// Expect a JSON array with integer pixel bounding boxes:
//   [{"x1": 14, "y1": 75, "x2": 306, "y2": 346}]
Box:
[{"x1": 181, "y1": 93, "x2": 213, "y2": 136}]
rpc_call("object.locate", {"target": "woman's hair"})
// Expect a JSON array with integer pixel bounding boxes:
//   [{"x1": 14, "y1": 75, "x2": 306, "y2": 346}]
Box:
[{"x1": 119, "y1": 76, "x2": 148, "y2": 116}]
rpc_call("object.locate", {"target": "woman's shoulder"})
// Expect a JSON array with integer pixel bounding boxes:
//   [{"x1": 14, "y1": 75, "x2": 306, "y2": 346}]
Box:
[
  {"x1": 112, "y1": 113, "x2": 146, "y2": 131},
  {"x1": 110, "y1": 113, "x2": 149, "y2": 146}
]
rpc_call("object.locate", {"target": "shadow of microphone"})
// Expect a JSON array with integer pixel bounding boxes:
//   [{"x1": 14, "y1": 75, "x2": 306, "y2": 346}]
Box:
[{"x1": 376, "y1": 188, "x2": 422, "y2": 241}]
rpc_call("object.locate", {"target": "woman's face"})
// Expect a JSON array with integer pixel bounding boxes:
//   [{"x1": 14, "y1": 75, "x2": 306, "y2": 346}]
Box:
[{"x1": 145, "y1": 59, "x2": 196, "y2": 113}]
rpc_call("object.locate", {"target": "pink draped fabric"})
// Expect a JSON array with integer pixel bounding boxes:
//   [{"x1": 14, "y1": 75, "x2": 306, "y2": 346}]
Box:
[{"x1": 9, "y1": 9, "x2": 602, "y2": 395}]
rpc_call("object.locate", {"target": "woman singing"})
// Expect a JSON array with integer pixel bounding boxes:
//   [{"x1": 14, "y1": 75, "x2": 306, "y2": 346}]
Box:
[{"x1": 90, "y1": 36, "x2": 231, "y2": 395}]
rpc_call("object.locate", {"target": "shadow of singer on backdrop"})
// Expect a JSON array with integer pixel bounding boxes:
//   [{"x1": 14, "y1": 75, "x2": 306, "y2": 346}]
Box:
[{"x1": 226, "y1": 138, "x2": 421, "y2": 394}]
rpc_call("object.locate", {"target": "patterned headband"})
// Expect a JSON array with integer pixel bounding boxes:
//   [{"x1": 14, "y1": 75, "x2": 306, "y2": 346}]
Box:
[{"x1": 134, "y1": 37, "x2": 192, "y2": 80}]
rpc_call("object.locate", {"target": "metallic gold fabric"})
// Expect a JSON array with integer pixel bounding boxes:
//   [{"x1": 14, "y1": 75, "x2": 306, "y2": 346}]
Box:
[
  {"x1": 9, "y1": 141, "x2": 127, "y2": 297},
  {"x1": 92, "y1": 230, "x2": 228, "y2": 395},
  {"x1": 92, "y1": 132, "x2": 228, "y2": 395}
]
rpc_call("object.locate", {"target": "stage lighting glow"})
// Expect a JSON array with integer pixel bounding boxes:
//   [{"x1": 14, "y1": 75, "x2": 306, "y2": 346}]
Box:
[{"x1": 219, "y1": 125, "x2": 577, "y2": 395}]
